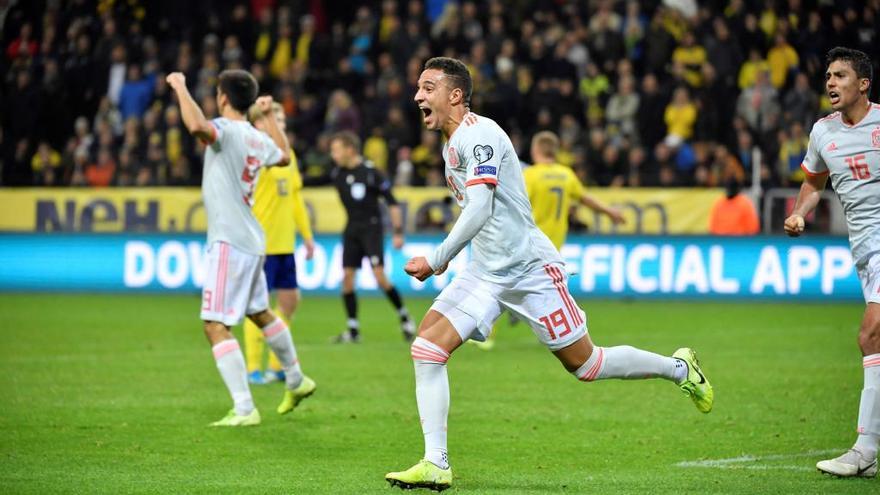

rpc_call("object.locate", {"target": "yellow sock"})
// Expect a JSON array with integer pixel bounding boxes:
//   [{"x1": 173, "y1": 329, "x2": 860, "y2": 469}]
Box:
[
  {"x1": 267, "y1": 310, "x2": 289, "y2": 372},
  {"x1": 243, "y1": 318, "x2": 265, "y2": 373}
]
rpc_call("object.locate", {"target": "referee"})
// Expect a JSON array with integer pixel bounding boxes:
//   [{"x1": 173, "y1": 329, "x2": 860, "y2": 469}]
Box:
[{"x1": 307, "y1": 131, "x2": 415, "y2": 343}]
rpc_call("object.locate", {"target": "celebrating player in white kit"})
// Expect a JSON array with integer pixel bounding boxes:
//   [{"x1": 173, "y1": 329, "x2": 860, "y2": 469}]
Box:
[
  {"x1": 167, "y1": 69, "x2": 315, "y2": 427},
  {"x1": 786, "y1": 47, "x2": 880, "y2": 478},
  {"x1": 385, "y1": 57, "x2": 714, "y2": 491}
]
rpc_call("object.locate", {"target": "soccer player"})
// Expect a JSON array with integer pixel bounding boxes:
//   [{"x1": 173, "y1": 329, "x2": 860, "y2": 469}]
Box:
[
  {"x1": 306, "y1": 131, "x2": 415, "y2": 343},
  {"x1": 167, "y1": 70, "x2": 315, "y2": 426},
  {"x1": 524, "y1": 131, "x2": 625, "y2": 251},
  {"x1": 468, "y1": 131, "x2": 626, "y2": 351},
  {"x1": 243, "y1": 101, "x2": 316, "y2": 385},
  {"x1": 385, "y1": 57, "x2": 713, "y2": 491},
  {"x1": 786, "y1": 47, "x2": 880, "y2": 478}
]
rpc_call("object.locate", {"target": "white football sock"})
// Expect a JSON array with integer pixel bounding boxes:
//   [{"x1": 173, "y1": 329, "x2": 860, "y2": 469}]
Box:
[
  {"x1": 261, "y1": 318, "x2": 304, "y2": 389},
  {"x1": 212, "y1": 339, "x2": 254, "y2": 416},
  {"x1": 411, "y1": 337, "x2": 450, "y2": 470},
  {"x1": 573, "y1": 345, "x2": 682, "y2": 382},
  {"x1": 854, "y1": 353, "x2": 880, "y2": 460}
]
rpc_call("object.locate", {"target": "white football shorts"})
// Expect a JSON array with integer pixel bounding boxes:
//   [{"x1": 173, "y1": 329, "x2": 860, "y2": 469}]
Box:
[
  {"x1": 857, "y1": 253, "x2": 880, "y2": 305},
  {"x1": 200, "y1": 241, "x2": 269, "y2": 326},
  {"x1": 430, "y1": 263, "x2": 587, "y2": 351}
]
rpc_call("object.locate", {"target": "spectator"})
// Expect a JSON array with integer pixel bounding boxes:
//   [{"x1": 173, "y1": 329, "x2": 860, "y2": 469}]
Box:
[
  {"x1": 736, "y1": 69, "x2": 781, "y2": 135},
  {"x1": 31, "y1": 141, "x2": 62, "y2": 186},
  {"x1": 118, "y1": 65, "x2": 156, "y2": 120},
  {"x1": 324, "y1": 90, "x2": 361, "y2": 135},
  {"x1": 783, "y1": 72, "x2": 819, "y2": 130},
  {"x1": 636, "y1": 73, "x2": 668, "y2": 151},
  {"x1": 364, "y1": 127, "x2": 390, "y2": 172},
  {"x1": 737, "y1": 48, "x2": 769, "y2": 90},
  {"x1": 663, "y1": 86, "x2": 697, "y2": 148},
  {"x1": 704, "y1": 17, "x2": 743, "y2": 89},
  {"x1": 85, "y1": 147, "x2": 116, "y2": 187},
  {"x1": 6, "y1": 22, "x2": 38, "y2": 61},
  {"x1": 777, "y1": 122, "x2": 809, "y2": 186},
  {"x1": 708, "y1": 179, "x2": 760, "y2": 235},
  {"x1": 606, "y1": 76, "x2": 640, "y2": 140},
  {"x1": 410, "y1": 130, "x2": 442, "y2": 186},
  {"x1": 766, "y1": 33, "x2": 799, "y2": 89},
  {"x1": 671, "y1": 31, "x2": 707, "y2": 88}
]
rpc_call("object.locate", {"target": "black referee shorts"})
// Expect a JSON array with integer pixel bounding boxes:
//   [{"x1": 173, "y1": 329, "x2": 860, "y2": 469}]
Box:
[{"x1": 342, "y1": 224, "x2": 385, "y2": 268}]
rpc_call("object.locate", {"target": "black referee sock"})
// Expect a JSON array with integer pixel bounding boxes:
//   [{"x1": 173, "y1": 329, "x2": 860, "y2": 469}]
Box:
[
  {"x1": 385, "y1": 286, "x2": 410, "y2": 320},
  {"x1": 343, "y1": 292, "x2": 359, "y2": 335}
]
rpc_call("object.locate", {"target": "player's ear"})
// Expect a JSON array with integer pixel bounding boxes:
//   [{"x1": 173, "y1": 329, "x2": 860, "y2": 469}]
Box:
[
  {"x1": 449, "y1": 87, "x2": 463, "y2": 106},
  {"x1": 860, "y1": 78, "x2": 870, "y2": 94}
]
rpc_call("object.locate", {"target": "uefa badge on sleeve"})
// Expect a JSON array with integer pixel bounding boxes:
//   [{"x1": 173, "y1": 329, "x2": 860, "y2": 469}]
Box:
[{"x1": 872, "y1": 127, "x2": 880, "y2": 148}]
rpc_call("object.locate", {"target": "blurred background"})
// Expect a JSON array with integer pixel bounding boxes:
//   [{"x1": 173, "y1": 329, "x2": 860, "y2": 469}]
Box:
[{"x1": 0, "y1": 0, "x2": 875, "y2": 299}]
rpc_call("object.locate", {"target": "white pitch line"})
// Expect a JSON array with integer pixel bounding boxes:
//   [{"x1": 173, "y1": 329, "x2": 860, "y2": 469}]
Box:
[{"x1": 675, "y1": 449, "x2": 841, "y2": 472}]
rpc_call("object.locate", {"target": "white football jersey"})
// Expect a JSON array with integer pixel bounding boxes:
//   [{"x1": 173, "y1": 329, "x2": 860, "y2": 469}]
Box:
[
  {"x1": 802, "y1": 103, "x2": 880, "y2": 266},
  {"x1": 441, "y1": 112, "x2": 561, "y2": 281},
  {"x1": 202, "y1": 117, "x2": 283, "y2": 255}
]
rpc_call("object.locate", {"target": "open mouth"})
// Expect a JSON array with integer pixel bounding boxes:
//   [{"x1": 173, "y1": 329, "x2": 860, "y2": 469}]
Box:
[
  {"x1": 829, "y1": 91, "x2": 840, "y2": 105},
  {"x1": 420, "y1": 107, "x2": 433, "y2": 119}
]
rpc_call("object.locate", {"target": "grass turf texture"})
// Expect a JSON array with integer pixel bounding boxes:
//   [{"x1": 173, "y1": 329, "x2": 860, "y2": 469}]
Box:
[{"x1": 0, "y1": 294, "x2": 877, "y2": 494}]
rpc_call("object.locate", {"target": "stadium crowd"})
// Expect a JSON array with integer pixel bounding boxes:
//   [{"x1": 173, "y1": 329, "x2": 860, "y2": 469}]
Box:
[{"x1": 1, "y1": 0, "x2": 877, "y2": 190}]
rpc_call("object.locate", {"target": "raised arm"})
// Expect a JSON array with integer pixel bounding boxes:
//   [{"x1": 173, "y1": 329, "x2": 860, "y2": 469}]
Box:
[
  {"x1": 166, "y1": 73, "x2": 214, "y2": 143},
  {"x1": 784, "y1": 172, "x2": 828, "y2": 236},
  {"x1": 254, "y1": 96, "x2": 291, "y2": 167}
]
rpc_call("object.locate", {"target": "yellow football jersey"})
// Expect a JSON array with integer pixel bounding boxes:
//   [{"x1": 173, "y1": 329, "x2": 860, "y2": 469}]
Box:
[
  {"x1": 252, "y1": 151, "x2": 314, "y2": 255},
  {"x1": 522, "y1": 162, "x2": 585, "y2": 250}
]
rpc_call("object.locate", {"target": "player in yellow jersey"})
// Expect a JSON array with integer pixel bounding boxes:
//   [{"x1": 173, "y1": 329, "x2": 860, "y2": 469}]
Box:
[
  {"x1": 243, "y1": 102, "x2": 316, "y2": 384},
  {"x1": 523, "y1": 131, "x2": 625, "y2": 251},
  {"x1": 472, "y1": 131, "x2": 624, "y2": 350}
]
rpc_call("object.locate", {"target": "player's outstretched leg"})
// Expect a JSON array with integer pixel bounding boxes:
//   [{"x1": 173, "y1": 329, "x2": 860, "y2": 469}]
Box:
[
  {"x1": 249, "y1": 311, "x2": 317, "y2": 414},
  {"x1": 206, "y1": 323, "x2": 260, "y2": 426},
  {"x1": 557, "y1": 336, "x2": 713, "y2": 413}
]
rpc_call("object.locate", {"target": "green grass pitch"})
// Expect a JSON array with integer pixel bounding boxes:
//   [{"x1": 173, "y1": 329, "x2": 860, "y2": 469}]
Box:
[{"x1": 0, "y1": 293, "x2": 877, "y2": 494}]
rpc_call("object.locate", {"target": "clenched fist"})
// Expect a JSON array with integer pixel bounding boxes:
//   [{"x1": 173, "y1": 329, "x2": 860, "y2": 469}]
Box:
[
  {"x1": 783, "y1": 214, "x2": 805, "y2": 237},
  {"x1": 166, "y1": 72, "x2": 186, "y2": 90},
  {"x1": 255, "y1": 95, "x2": 274, "y2": 115}
]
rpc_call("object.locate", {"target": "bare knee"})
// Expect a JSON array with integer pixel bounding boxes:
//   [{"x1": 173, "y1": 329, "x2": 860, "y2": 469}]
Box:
[
  {"x1": 203, "y1": 321, "x2": 232, "y2": 346},
  {"x1": 276, "y1": 289, "x2": 300, "y2": 317},
  {"x1": 247, "y1": 309, "x2": 275, "y2": 328},
  {"x1": 414, "y1": 310, "x2": 463, "y2": 355}
]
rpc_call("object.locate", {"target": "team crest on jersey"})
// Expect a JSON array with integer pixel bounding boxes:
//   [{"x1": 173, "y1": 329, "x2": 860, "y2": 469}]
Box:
[
  {"x1": 872, "y1": 128, "x2": 880, "y2": 148},
  {"x1": 448, "y1": 146, "x2": 459, "y2": 167},
  {"x1": 473, "y1": 144, "x2": 494, "y2": 164}
]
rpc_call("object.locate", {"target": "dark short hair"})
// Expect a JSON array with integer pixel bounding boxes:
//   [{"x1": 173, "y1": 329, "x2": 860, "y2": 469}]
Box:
[
  {"x1": 330, "y1": 130, "x2": 361, "y2": 152},
  {"x1": 424, "y1": 57, "x2": 473, "y2": 106},
  {"x1": 218, "y1": 69, "x2": 259, "y2": 113},
  {"x1": 826, "y1": 47, "x2": 873, "y2": 87}
]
